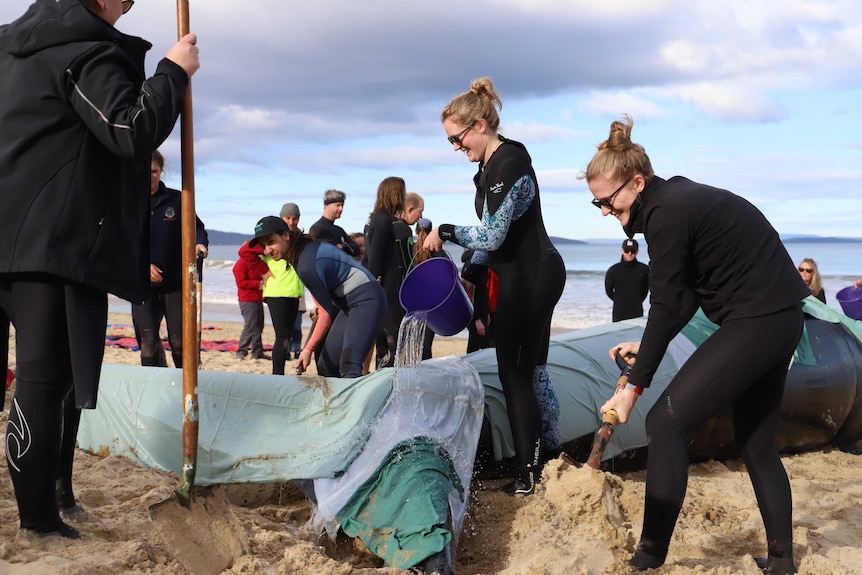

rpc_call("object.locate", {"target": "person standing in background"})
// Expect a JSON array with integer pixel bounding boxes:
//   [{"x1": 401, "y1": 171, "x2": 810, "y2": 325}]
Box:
[
  {"x1": 260, "y1": 202, "x2": 305, "y2": 375},
  {"x1": 605, "y1": 238, "x2": 650, "y2": 321},
  {"x1": 233, "y1": 240, "x2": 270, "y2": 360},
  {"x1": 424, "y1": 77, "x2": 566, "y2": 495},
  {"x1": 348, "y1": 232, "x2": 366, "y2": 263},
  {"x1": 280, "y1": 203, "x2": 306, "y2": 361},
  {"x1": 309, "y1": 189, "x2": 360, "y2": 257},
  {"x1": 461, "y1": 248, "x2": 496, "y2": 353},
  {"x1": 0, "y1": 0, "x2": 198, "y2": 539},
  {"x1": 132, "y1": 150, "x2": 209, "y2": 368},
  {"x1": 394, "y1": 192, "x2": 426, "y2": 278},
  {"x1": 363, "y1": 177, "x2": 407, "y2": 369},
  {"x1": 797, "y1": 258, "x2": 826, "y2": 304}
]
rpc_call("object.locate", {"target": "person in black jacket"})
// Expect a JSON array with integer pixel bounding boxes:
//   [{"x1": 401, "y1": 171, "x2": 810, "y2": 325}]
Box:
[
  {"x1": 604, "y1": 238, "x2": 649, "y2": 321},
  {"x1": 583, "y1": 115, "x2": 809, "y2": 574},
  {"x1": 0, "y1": 0, "x2": 198, "y2": 540},
  {"x1": 131, "y1": 150, "x2": 208, "y2": 368},
  {"x1": 308, "y1": 189, "x2": 360, "y2": 257}
]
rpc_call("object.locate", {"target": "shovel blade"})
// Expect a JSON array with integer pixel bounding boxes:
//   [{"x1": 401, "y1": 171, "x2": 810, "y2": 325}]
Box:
[{"x1": 149, "y1": 485, "x2": 248, "y2": 575}]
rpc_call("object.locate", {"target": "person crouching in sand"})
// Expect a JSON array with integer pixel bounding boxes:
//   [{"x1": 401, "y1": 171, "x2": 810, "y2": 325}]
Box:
[{"x1": 249, "y1": 217, "x2": 385, "y2": 378}]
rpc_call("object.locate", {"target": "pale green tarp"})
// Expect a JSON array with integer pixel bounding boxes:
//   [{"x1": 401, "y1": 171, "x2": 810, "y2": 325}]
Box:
[{"x1": 78, "y1": 365, "x2": 395, "y2": 483}]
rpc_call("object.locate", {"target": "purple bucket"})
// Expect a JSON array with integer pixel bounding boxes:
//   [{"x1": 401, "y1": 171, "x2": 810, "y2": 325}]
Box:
[
  {"x1": 836, "y1": 285, "x2": 862, "y2": 321},
  {"x1": 399, "y1": 257, "x2": 474, "y2": 336}
]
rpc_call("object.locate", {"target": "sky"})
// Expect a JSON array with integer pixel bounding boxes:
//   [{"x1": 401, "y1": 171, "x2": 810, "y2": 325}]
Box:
[{"x1": 2, "y1": 0, "x2": 861, "y2": 240}]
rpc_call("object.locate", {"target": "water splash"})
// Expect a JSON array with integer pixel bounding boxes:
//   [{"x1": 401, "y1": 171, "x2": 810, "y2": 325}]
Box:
[{"x1": 394, "y1": 313, "x2": 428, "y2": 370}]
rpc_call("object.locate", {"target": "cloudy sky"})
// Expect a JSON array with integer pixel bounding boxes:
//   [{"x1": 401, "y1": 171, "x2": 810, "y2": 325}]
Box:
[{"x1": 3, "y1": 0, "x2": 861, "y2": 240}]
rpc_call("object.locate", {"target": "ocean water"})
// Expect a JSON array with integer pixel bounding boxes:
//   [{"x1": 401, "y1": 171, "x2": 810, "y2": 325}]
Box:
[{"x1": 109, "y1": 240, "x2": 862, "y2": 333}]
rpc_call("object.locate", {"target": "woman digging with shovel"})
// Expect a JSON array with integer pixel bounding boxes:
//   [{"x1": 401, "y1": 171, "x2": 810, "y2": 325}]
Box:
[
  {"x1": 581, "y1": 114, "x2": 809, "y2": 574},
  {"x1": 0, "y1": 0, "x2": 199, "y2": 540}
]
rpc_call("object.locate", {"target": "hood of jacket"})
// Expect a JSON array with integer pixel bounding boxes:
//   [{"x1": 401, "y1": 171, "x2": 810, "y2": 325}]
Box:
[
  {"x1": 0, "y1": 0, "x2": 151, "y2": 60},
  {"x1": 238, "y1": 240, "x2": 265, "y2": 261}
]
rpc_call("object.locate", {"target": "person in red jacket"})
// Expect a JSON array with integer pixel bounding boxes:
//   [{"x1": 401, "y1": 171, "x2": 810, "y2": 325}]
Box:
[{"x1": 233, "y1": 241, "x2": 271, "y2": 360}]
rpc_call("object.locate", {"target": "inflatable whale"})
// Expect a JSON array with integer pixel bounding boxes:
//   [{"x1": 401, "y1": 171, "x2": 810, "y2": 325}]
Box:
[{"x1": 77, "y1": 296, "x2": 862, "y2": 571}]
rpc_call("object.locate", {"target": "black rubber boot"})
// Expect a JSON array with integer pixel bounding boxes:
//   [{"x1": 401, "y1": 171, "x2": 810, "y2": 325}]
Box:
[
  {"x1": 755, "y1": 554, "x2": 797, "y2": 575},
  {"x1": 628, "y1": 541, "x2": 667, "y2": 571}
]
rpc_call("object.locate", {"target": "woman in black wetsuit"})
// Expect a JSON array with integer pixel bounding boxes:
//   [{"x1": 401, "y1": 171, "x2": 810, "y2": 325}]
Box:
[
  {"x1": 584, "y1": 115, "x2": 809, "y2": 574},
  {"x1": 423, "y1": 77, "x2": 566, "y2": 495}
]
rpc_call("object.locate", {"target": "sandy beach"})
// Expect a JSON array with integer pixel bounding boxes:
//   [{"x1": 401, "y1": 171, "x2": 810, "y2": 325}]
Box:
[{"x1": 2, "y1": 313, "x2": 861, "y2": 575}]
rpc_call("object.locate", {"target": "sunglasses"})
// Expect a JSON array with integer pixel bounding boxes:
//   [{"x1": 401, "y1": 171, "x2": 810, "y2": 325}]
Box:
[
  {"x1": 447, "y1": 126, "x2": 472, "y2": 147},
  {"x1": 798, "y1": 267, "x2": 814, "y2": 273},
  {"x1": 591, "y1": 177, "x2": 632, "y2": 210},
  {"x1": 121, "y1": 0, "x2": 134, "y2": 14}
]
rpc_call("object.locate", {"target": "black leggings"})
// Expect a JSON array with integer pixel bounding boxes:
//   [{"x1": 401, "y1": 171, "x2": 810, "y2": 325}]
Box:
[
  {"x1": 132, "y1": 289, "x2": 184, "y2": 368},
  {"x1": 265, "y1": 297, "x2": 299, "y2": 375},
  {"x1": 493, "y1": 252, "x2": 566, "y2": 476},
  {"x1": 0, "y1": 276, "x2": 86, "y2": 531},
  {"x1": 639, "y1": 305, "x2": 803, "y2": 558}
]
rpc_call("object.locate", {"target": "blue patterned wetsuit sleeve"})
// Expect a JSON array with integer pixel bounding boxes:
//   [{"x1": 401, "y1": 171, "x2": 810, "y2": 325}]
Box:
[
  {"x1": 470, "y1": 250, "x2": 489, "y2": 266},
  {"x1": 452, "y1": 173, "x2": 536, "y2": 251}
]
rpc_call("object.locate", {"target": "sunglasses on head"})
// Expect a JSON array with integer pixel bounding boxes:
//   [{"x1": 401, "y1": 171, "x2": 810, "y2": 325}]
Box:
[
  {"x1": 798, "y1": 267, "x2": 813, "y2": 273},
  {"x1": 121, "y1": 0, "x2": 134, "y2": 14}
]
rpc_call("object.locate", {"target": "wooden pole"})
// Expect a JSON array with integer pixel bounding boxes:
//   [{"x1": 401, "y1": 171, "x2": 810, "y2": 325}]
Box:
[{"x1": 175, "y1": 0, "x2": 198, "y2": 506}]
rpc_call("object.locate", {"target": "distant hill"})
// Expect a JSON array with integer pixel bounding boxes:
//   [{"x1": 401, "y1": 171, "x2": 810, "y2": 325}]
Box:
[
  {"x1": 550, "y1": 236, "x2": 588, "y2": 245},
  {"x1": 781, "y1": 236, "x2": 862, "y2": 243},
  {"x1": 208, "y1": 230, "x2": 250, "y2": 245}
]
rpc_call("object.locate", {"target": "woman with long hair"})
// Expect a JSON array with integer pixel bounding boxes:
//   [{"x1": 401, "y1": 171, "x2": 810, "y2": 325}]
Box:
[
  {"x1": 363, "y1": 176, "x2": 406, "y2": 368},
  {"x1": 798, "y1": 258, "x2": 826, "y2": 303}
]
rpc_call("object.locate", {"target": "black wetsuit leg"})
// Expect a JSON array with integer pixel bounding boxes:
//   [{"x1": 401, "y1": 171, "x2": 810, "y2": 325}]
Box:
[
  {"x1": 635, "y1": 305, "x2": 803, "y2": 565},
  {"x1": 493, "y1": 252, "x2": 565, "y2": 488},
  {"x1": 55, "y1": 387, "x2": 81, "y2": 511},
  {"x1": 1, "y1": 276, "x2": 76, "y2": 534},
  {"x1": 132, "y1": 293, "x2": 168, "y2": 367},
  {"x1": 265, "y1": 297, "x2": 299, "y2": 375},
  {"x1": 162, "y1": 289, "x2": 184, "y2": 368}
]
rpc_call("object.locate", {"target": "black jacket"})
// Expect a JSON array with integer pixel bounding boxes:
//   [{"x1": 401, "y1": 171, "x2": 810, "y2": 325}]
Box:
[
  {"x1": 605, "y1": 258, "x2": 650, "y2": 321},
  {"x1": 0, "y1": 0, "x2": 189, "y2": 303},
  {"x1": 309, "y1": 216, "x2": 360, "y2": 257},
  {"x1": 624, "y1": 176, "x2": 810, "y2": 388},
  {"x1": 149, "y1": 183, "x2": 208, "y2": 292}
]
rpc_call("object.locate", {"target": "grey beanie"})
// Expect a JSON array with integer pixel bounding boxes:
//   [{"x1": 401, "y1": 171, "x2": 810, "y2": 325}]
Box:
[{"x1": 280, "y1": 202, "x2": 300, "y2": 218}]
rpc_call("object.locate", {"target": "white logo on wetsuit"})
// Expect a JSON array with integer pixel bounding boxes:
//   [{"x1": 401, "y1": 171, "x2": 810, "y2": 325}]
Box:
[
  {"x1": 6, "y1": 398, "x2": 32, "y2": 472},
  {"x1": 491, "y1": 181, "x2": 505, "y2": 194},
  {"x1": 164, "y1": 207, "x2": 176, "y2": 219}
]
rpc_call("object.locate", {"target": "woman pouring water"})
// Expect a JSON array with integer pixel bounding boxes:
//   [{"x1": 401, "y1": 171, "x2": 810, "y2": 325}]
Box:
[
  {"x1": 249, "y1": 216, "x2": 386, "y2": 378},
  {"x1": 583, "y1": 114, "x2": 809, "y2": 574},
  {"x1": 423, "y1": 77, "x2": 566, "y2": 495}
]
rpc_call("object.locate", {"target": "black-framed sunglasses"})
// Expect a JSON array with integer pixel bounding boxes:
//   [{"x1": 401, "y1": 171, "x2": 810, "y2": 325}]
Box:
[
  {"x1": 121, "y1": 0, "x2": 135, "y2": 14},
  {"x1": 591, "y1": 177, "x2": 632, "y2": 210},
  {"x1": 447, "y1": 126, "x2": 472, "y2": 147}
]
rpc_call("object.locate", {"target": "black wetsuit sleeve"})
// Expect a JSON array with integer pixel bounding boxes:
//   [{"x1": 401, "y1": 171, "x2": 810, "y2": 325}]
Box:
[
  {"x1": 605, "y1": 266, "x2": 616, "y2": 300},
  {"x1": 629, "y1": 205, "x2": 699, "y2": 388}
]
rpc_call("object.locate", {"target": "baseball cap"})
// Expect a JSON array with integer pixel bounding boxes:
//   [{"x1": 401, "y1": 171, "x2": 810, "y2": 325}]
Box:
[
  {"x1": 622, "y1": 239, "x2": 638, "y2": 252},
  {"x1": 249, "y1": 216, "x2": 288, "y2": 247},
  {"x1": 323, "y1": 189, "x2": 346, "y2": 205},
  {"x1": 280, "y1": 202, "x2": 300, "y2": 218}
]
